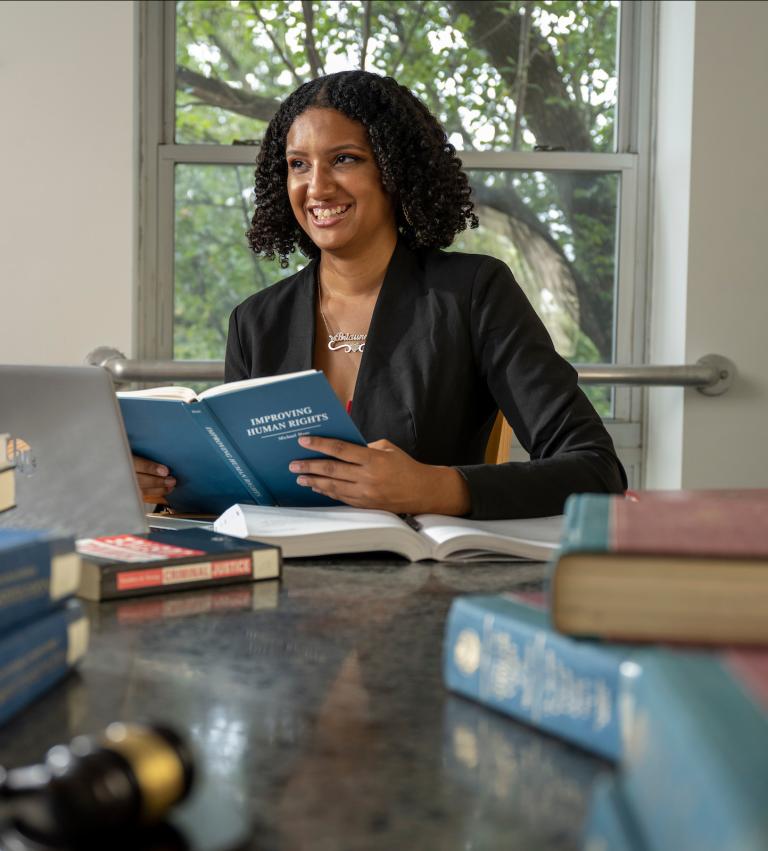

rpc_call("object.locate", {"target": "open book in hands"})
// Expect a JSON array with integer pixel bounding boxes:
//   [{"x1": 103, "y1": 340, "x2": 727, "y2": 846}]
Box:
[
  {"x1": 117, "y1": 370, "x2": 365, "y2": 514},
  {"x1": 213, "y1": 504, "x2": 563, "y2": 563}
]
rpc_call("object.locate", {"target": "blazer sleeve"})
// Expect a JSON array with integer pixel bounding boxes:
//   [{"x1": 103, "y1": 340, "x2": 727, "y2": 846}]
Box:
[{"x1": 455, "y1": 257, "x2": 627, "y2": 520}]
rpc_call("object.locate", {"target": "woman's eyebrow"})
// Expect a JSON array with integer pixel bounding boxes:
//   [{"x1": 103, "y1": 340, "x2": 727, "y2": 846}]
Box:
[{"x1": 286, "y1": 143, "x2": 368, "y2": 156}]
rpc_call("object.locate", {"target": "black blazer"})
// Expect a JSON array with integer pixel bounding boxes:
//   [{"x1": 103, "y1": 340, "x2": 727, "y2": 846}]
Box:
[{"x1": 226, "y1": 240, "x2": 627, "y2": 519}]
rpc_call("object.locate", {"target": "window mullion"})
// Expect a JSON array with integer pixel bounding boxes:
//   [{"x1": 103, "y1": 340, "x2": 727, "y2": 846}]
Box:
[{"x1": 160, "y1": 143, "x2": 638, "y2": 173}]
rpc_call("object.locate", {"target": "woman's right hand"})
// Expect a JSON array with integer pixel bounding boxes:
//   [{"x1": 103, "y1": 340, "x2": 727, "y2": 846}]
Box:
[{"x1": 132, "y1": 455, "x2": 176, "y2": 505}]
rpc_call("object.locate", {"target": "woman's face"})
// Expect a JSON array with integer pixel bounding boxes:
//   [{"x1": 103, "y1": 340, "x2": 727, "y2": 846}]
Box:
[{"x1": 285, "y1": 107, "x2": 397, "y2": 257}]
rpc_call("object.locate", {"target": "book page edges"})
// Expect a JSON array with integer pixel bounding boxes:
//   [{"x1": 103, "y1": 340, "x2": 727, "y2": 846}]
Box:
[
  {"x1": 117, "y1": 386, "x2": 198, "y2": 403},
  {"x1": 215, "y1": 505, "x2": 428, "y2": 560},
  {"x1": 199, "y1": 369, "x2": 319, "y2": 400},
  {"x1": 77, "y1": 562, "x2": 102, "y2": 601},
  {"x1": 251, "y1": 549, "x2": 282, "y2": 580},
  {"x1": 50, "y1": 552, "x2": 82, "y2": 600}
]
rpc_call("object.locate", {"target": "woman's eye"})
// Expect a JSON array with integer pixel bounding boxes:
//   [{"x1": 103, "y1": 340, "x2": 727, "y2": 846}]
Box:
[
  {"x1": 288, "y1": 159, "x2": 306, "y2": 170},
  {"x1": 335, "y1": 154, "x2": 358, "y2": 165}
]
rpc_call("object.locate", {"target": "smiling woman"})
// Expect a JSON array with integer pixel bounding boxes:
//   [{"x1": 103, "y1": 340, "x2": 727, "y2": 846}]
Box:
[{"x1": 137, "y1": 70, "x2": 627, "y2": 520}]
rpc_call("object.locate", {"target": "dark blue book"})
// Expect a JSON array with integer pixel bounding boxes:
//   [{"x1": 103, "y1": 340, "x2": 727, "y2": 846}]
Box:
[
  {"x1": 443, "y1": 594, "x2": 634, "y2": 760},
  {"x1": 582, "y1": 775, "x2": 648, "y2": 851},
  {"x1": 621, "y1": 649, "x2": 768, "y2": 851},
  {"x1": 0, "y1": 529, "x2": 81, "y2": 634},
  {"x1": 118, "y1": 370, "x2": 366, "y2": 515},
  {"x1": 0, "y1": 598, "x2": 88, "y2": 726}
]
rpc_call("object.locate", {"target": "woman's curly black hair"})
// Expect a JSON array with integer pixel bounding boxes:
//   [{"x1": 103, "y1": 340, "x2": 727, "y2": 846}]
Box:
[{"x1": 247, "y1": 70, "x2": 479, "y2": 268}]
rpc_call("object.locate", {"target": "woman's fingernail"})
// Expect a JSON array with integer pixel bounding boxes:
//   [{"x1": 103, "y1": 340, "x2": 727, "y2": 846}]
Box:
[
  {"x1": 289, "y1": 462, "x2": 301, "y2": 472},
  {"x1": 296, "y1": 476, "x2": 308, "y2": 486},
  {"x1": 156, "y1": 465, "x2": 169, "y2": 476},
  {"x1": 298, "y1": 437, "x2": 311, "y2": 447},
  {"x1": 165, "y1": 477, "x2": 176, "y2": 487}
]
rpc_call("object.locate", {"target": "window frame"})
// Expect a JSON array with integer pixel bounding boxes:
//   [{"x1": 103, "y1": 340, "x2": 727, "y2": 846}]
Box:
[{"x1": 138, "y1": 0, "x2": 656, "y2": 478}]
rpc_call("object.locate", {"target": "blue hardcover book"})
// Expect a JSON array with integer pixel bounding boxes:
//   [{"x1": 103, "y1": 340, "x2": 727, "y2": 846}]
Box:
[
  {"x1": 582, "y1": 775, "x2": 648, "y2": 851},
  {"x1": 118, "y1": 369, "x2": 366, "y2": 514},
  {"x1": 443, "y1": 594, "x2": 634, "y2": 761},
  {"x1": 0, "y1": 598, "x2": 89, "y2": 726},
  {"x1": 0, "y1": 529, "x2": 81, "y2": 634},
  {"x1": 620, "y1": 650, "x2": 768, "y2": 851}
]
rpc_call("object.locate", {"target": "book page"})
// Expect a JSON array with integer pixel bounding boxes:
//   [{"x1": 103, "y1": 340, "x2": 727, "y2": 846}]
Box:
[
  {"x1": 416, "y1": 514, "x2": 563, "y2": 562},
  {"x1": 117, "y1": 386, "x2": 198, "y2": 403},
  {"x1": 220, "y1": 504, "x2": 411, "y2": 536},
  {"x1": 199, "y1": 370, "x2": 319, "y2": 400},
  {"x1": 214, "y1": 504, "x2": 429, "y2": 560}
]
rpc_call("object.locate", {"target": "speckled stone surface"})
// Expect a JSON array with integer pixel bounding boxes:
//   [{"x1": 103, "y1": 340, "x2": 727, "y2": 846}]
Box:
[{"x1": 0, "y1": 558, "x2": 611, "y2": 850}]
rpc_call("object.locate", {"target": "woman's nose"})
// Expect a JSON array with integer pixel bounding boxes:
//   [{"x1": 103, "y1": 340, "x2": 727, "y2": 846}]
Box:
[{"x1": 308, "y1": 163, "x2": 335, "y2": 198}]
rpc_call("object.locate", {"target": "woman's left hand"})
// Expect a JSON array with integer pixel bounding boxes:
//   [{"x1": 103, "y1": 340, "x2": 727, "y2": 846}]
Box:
[{"x1": 289, "y1": 436, "x2": 471, "y2": 516}]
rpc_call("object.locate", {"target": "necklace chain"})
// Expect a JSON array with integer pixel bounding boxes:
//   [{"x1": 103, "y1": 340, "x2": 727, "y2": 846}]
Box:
[{"x1": 317, "y1": 279, "x2": 367, "y2": 354}]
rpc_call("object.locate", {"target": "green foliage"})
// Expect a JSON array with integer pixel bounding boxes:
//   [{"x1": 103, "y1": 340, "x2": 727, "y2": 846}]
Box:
[{"x1": 173, "y1": 0, "x2": 621, "y2": 414}]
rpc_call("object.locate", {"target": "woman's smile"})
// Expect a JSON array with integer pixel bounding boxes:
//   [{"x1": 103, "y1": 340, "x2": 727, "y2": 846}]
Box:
[{"x1": 308, "y1": 203, "x2": 353, "y2": 227}]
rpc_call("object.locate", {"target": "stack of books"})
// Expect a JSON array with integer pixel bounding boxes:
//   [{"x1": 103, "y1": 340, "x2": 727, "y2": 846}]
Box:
[
  {"x1": 442, "y1": 489, "x2": 768, "y2": 851},
  {"x1": 0, "y1": 528, "x2": 89, "y2": 726}
]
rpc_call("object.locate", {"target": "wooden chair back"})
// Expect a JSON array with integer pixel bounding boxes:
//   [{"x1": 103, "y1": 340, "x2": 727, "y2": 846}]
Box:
[{"x1": 484, "y1": 411, "x2": 514, "y2": 465}]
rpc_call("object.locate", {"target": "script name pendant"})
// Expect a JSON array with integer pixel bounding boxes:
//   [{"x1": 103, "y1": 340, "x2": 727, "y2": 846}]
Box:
[{"x1": 327, "y1": 332, "x2": 366, "y2": 354}]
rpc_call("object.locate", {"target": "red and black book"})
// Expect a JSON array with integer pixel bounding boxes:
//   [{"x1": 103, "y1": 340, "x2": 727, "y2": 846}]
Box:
[{"x1": 76, "y1": 527, "x2": 281, "y2": 601}]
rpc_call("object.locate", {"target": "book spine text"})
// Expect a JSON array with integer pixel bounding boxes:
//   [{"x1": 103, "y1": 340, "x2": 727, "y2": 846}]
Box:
[
  {"x1": 0, "y1": 603, "x2": 87, "y2": 726},
  {"x1": 443, "y1": 598, "x2": 623, "y2": 760},
  {"x1": 0, "y1": 538, "x2": 74, "y2": 632},
  {"x1": 186, "y1": 404, "x2": 273, "y2": 505}
]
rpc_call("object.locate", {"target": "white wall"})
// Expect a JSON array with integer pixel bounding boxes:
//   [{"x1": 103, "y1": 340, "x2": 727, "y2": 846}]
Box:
[
  {"x1": 0, "y1": 0, "x2": 135, "y2": 365},
  {"x1": 646, "y1": 0, "x2": 768, "y2": 488}
]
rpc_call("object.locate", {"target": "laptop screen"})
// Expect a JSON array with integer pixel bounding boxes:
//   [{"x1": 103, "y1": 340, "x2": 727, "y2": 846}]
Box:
[{"x1": 0, "y1": 365, "x2": 148, "y2": 539}]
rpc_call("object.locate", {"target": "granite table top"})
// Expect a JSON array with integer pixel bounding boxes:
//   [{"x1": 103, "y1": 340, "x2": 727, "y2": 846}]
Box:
[{"x1": 0, "y1": 558, "x2": 611, "y2": 850}]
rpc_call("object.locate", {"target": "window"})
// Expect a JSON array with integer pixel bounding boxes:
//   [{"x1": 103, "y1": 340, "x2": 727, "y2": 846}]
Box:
[{"x1": 139, "y1": 0, "x2": 654, "y2": 475}]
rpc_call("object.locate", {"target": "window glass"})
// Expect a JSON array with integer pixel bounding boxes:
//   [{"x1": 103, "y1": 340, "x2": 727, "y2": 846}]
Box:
[
  {"x1": 174, "y1": 163, "x2": 302, "y2": 361},
  {"x1": 175, "y1": 0, "x2": 619, "y2": 152}
]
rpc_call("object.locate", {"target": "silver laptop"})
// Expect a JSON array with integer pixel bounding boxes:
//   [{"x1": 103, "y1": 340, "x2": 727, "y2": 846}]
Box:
[{"x1": 0, "y1": 365, "x2": 149, "y2": 539}]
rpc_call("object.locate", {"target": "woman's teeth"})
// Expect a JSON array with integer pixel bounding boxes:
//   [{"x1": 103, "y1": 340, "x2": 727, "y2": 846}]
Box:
[{"x1": 312, "y1": 205, "x2": 349, "y2": 219}]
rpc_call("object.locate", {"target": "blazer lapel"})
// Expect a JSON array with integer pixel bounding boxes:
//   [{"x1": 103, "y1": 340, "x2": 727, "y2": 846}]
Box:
[
  {"x1": 351, "y1": 239, "x2": 424, "y2": 438},
  {"x1": 283, "y1": 259, "x2": 318, "y2": 373}
]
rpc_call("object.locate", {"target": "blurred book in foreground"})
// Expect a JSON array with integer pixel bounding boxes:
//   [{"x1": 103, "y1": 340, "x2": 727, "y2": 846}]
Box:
[
  {"x1": 550, "y1": 492, "x2": 768, "y2": 643},
  {"x1": 443, "y1": 593, "x2": 633, "y2": 760},
  {"x1": 621, "y1": 648, "x2": 768, "y2": 851},
  {"x1": 0, "y1": 598, "x2": 88, "y2": 727}
]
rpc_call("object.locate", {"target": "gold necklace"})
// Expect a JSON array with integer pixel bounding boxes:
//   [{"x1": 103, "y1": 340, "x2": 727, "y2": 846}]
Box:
[{"x1": 317, "y1": 280, "x2": 367, "y2": 354}]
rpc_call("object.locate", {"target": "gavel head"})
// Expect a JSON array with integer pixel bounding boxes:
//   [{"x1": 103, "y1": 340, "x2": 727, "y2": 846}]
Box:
[{"x1": 4, "y1": 722, "x2": 195, "y2": 846}]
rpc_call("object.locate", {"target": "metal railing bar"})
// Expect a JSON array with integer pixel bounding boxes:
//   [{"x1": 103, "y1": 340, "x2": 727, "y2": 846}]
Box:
[{"x1": 85, "y1": 348, "x2": 735, "y2": 397}]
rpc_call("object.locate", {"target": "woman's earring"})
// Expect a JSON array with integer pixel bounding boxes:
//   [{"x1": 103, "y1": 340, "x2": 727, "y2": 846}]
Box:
[{"x1": 402, "y1": 204, "x2": 414, "y2": 228}]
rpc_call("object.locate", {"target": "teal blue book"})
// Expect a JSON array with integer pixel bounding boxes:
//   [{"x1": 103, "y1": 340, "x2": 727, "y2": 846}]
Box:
[
  {"x1": 0, "y1": 529, "x2": 81, "y2": 635},
  {"x1": 0, "y1": 598, "x2": 88, "y2": 726},
  {"x1": 443, "y1": 594, "x2": 634, "y2": 760},
  {"x1": 559, "y1": 492, "x2": 613, "y2": 554},
  {"x1": 118, "y1": 369, "x2": 366, "y2": 515},
  {"x1": 582, "y1": 775, "x2": 648, "y2": 851},
  {"x1": 621, "y1": 649, "x2": 768, "y2": 851}
]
